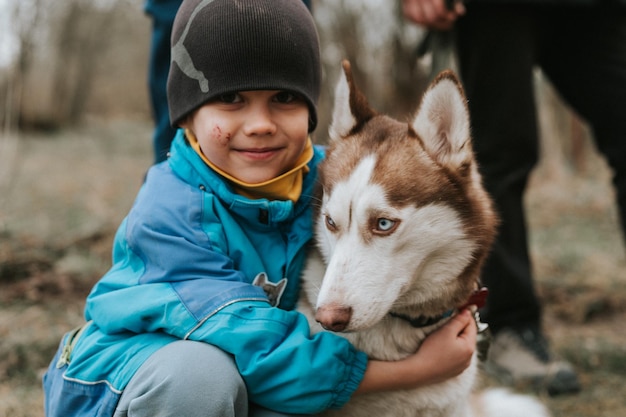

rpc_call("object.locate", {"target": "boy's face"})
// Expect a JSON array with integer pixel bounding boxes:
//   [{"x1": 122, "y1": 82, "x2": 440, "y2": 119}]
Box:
[{"x1": 181, "y1": 90, "x2": 310, "y2": 184}]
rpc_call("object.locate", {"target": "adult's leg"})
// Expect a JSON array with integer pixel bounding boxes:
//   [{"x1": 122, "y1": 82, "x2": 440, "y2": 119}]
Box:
[
  {"x1": 455, "y1": 5, "x2": 541, "y2": 333},
  {"x1": 455, "y1": 5, "x2": 581, "y2": 395},
  {"x1": 539, "y1": 6, "x2": 626, "y2": 241},
  {"x1": 145, "y1": 0, "x2": 182, "y2": 164}
]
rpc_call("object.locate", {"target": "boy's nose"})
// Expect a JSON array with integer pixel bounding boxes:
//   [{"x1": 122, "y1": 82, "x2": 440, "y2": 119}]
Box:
[{"x1": 244, "y1": 107, "x2": 277, "y2": 136}]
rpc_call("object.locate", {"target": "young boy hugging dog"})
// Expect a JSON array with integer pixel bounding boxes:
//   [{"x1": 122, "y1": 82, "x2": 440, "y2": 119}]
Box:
[{"x1": 43, "y1": 1, "x2": 477, "y2": 416}]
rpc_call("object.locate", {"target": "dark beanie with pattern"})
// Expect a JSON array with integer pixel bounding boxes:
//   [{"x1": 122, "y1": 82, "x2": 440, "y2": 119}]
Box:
[{"x1": 167, "y1": 0, "x2": 321, "y2": 131}]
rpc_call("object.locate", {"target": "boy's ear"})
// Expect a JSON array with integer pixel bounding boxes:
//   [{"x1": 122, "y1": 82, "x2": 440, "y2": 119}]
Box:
[
  {"x1": 178, "y1": 113, "x2": 193, "y2": 130},
  {"x1": 328, "y1": 60, "x2": 376, "y2": 142}
]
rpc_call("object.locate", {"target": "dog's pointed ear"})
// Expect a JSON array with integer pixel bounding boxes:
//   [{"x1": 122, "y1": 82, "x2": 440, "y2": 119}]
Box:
[
  {"x1": 412, "y1": 70, "x2": 473, "y2": 172},
  {"x1": 329, "y1": 60, "x2": 376, "y2": 141}
]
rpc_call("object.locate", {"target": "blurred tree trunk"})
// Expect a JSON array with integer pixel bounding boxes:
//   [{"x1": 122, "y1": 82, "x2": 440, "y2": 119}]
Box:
[
  {"x1": 51, "y1": 1, "x2": 118, "y2": 126},
  {"x1": 4, "y1": 0, "x2": 126, "y2": 130},
  {"x1": 329, "y1": 2, "x2": 369, "y2": 98},
  {"x1": 0, "y1": 0, "x2": 41, "y2": 202},
  {"x1": 6, "y1": 0, "x2": 43, "y2": 130},
  {"x1": 387, "y1": 1, "x2": 429, "y2": 119},
  {"x1": 51, "y1": 2, "x2": 81, "y2": 126}
]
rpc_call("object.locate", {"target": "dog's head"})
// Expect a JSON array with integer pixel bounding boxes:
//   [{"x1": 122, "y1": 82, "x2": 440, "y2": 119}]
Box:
[{"x1": 313, "y1": 61, "x2": 497, "y2": 332}]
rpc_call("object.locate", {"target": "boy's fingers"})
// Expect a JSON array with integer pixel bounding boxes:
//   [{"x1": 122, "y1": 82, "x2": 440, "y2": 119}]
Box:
[
  {"x1": 451, "y1": 308, "x2": 471, "y2": 327},
  {"x1": 449, "y1": 309, "x2": 476, "y2": 338},
  {"x1": 458, "y1": 311, "x2": 477, "y2": 342}
]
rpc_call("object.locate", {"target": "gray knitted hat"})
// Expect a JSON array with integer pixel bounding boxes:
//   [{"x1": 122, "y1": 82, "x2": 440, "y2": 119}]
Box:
[{"x1": 167, "y1": 0, "x2": 321, "y2": 131}]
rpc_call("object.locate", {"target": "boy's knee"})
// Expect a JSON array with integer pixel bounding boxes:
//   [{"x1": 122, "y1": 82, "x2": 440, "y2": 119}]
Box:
[
  {"x1": 166, "y1": 341, "x2": 243, "y2": 388},
  {"x1": 118, "y1": 341, "x2": 247, "y2": 417}
]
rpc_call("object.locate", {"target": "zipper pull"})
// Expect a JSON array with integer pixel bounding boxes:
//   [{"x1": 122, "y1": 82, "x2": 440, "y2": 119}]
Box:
[
  {"x1": 56, "y1": 342, "x2": 73, "y2": 369},
  {"x1": 55, "y1": 322, "x2": 91, "y2": 368}
]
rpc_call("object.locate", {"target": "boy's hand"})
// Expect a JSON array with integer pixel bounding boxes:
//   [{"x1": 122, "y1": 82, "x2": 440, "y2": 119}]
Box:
[
  {"x1": 402, "y1": 0, "x2": 465, "y2": 31},
  {"x1": 408, "y1": 308, "x2": 477, "y2": 385},
  {"x1": 355, "y1": 309, "x2": 477, "y2": 394}
]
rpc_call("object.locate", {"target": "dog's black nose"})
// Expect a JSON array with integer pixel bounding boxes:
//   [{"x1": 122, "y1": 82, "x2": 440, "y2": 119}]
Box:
[{"x1": 315, "y1": 304, "x2": 353, "y2": 332}]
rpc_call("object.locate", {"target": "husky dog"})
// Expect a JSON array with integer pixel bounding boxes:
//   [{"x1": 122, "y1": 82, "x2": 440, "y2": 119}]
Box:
[{"x1": 298, "y1": 61, "x2": 550, "y2": 417}]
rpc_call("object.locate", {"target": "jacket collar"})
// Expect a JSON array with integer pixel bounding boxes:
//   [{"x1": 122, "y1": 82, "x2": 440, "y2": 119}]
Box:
[{"x1": 167, "y1": 129, "x2": 322, "y2": 225}]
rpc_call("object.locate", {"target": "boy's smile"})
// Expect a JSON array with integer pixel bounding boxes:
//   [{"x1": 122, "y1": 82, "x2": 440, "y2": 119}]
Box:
[{"x1": 181, "y1": 90, "x2": 310, "y2": 184}]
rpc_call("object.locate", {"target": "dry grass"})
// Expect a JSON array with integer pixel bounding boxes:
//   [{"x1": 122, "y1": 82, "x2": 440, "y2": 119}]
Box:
[
  {"x1": 1, "y1": 120, "x2": 625, "y2": 416},
  {"x1": 0, "y1": 121, "x2": 151, "y2": 417}
]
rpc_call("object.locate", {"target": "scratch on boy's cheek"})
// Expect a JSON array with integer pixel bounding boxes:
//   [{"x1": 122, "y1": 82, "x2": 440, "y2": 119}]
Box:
[{"x1": 212, "y1": 125, "x2": 231, "y2": 146}]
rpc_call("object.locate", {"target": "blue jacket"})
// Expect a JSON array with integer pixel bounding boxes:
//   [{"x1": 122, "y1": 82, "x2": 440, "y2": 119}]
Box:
[{"x1": 43, "y1": 130, "x2": 368, "y2": 416}]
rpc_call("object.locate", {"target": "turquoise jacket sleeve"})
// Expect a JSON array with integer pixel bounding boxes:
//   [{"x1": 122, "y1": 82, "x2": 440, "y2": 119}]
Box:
[{"x1": 190, "y1": 302, "x2": 368, "y2": 413}]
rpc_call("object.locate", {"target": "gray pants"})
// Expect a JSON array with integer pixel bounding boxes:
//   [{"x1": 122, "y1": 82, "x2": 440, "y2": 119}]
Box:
[{"x1": 113, "y1": 340, "x2": 304, "y2": 417}]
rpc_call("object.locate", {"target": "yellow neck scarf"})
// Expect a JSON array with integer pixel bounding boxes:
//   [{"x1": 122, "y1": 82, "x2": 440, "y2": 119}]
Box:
[{"x1": 186, "y1": 129, "x2": 313, "y2": 202}]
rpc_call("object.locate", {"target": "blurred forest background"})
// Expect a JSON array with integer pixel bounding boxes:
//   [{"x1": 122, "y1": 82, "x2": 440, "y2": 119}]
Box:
[{"x1": 1, "y1": 0, "x2": 625, "y2": 416}]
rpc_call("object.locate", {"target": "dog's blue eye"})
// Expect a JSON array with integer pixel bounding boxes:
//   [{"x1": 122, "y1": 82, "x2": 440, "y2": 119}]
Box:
[
  {"x1": 376, "y1": 218, "x2": 396, "y2": 232},
  {"x1": 325, "y1": 215, "x2": 337, "y2": 231}
]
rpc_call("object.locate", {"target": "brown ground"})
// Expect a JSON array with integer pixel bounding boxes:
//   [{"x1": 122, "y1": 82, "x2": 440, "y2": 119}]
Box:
[{"x1": 0, "y1": 121, "x2": 625, "y2": 416}]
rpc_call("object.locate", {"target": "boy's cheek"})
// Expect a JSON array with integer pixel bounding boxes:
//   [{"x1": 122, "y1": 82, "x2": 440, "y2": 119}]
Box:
[{"x1": 212, "y1": 125, "x2": 232, "y2": 146}]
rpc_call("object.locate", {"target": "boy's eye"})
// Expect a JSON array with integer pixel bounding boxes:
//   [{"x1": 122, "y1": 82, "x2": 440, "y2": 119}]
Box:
[
  {"x1": 273, "y1": 91, "x2": 298, "y2": 104},
  {"x1": 217, "y1": 93, "x2": 241, "y2": 103}
]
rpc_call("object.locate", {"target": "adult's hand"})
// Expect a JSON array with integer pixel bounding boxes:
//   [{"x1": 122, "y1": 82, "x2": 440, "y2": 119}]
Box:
[{"x1": 402, "y1": 0, "x2": 465, "y2": 31}]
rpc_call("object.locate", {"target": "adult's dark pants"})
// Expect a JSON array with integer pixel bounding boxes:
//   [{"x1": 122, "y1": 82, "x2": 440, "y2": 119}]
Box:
[
  {"x1": 145, "y1": 0, "x2": 183, "y2": 164},
  {"x1": 454, "y1": 4, "x2": 626, "y2": 334}
]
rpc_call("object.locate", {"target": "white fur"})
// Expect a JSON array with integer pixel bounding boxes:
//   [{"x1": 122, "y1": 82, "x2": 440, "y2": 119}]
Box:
[
  {"x1": 478, "y1": 389, "x2": 553, "y2": 417},
  {"x1": 297, "y1": 64, "x2": 550, "y2": 417},
  {"x1": 328, "y1": 66, "x2": 356, "y2": 141},
  {"x1": 315, "y1": 156, "x2": 476, "y2": 331},
  {"x1": 412, "y1": 77, "x2": 472, "y2": 170}
]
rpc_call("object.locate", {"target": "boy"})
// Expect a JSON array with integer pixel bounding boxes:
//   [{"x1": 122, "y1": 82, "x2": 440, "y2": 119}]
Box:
[{"x1": 43, "y1": 1, "x2": 477, "y2": 416}]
